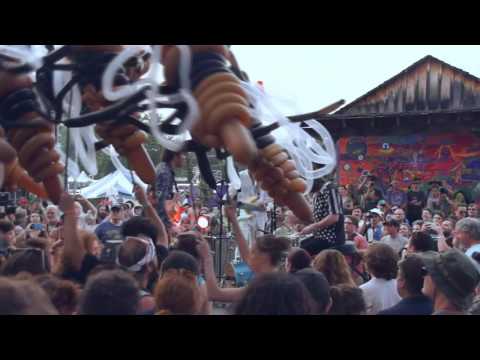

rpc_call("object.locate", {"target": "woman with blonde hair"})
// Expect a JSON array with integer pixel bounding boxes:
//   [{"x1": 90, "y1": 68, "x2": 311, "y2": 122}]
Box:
[{"x1": 312, "y1": 249, "x2": 356, "y2": 286}]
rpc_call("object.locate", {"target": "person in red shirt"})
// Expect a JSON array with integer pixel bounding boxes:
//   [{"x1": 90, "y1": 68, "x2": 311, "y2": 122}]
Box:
[{"x1": 344, "y1": 215, "x2": 368, "y2": 250}]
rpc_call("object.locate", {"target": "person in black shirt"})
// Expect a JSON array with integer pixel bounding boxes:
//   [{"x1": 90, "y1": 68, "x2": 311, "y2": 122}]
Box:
[
  {"x1": 154, "y1": 150, "x2": 186, "y2": 232},
  {"x1": 300, "y1": 179, "x2": 345, "y2": 256},
  {"x1": 378, "y1": 254, "x2": 433, "y2": 315},
  {"x1": 406, "y1": 181, "x2": 426, "y2": 224}
]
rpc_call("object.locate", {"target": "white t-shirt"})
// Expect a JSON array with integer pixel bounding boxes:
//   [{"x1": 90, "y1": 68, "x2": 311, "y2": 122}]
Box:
[{"x1": 360, "y1": 277, "x2": 401, "y2": 315}]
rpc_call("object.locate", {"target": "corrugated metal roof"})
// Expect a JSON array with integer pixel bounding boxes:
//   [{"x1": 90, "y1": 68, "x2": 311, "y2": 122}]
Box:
[{"x1": 336, "y1": 55, "x2": 480, "y2": 115}]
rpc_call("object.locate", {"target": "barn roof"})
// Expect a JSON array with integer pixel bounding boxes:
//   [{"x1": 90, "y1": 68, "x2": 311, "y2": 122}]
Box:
[{"x1": 335, "y1": 55, "x2": 480, "y2": 116}]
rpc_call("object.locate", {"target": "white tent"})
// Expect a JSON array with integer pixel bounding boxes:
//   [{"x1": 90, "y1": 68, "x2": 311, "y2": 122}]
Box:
[
  {"x1": 79, "y1": 170, "x2": 147, "y2": 199},
  {"x1": 68, "y1": 171, "x2": 92, "y2": 184}
]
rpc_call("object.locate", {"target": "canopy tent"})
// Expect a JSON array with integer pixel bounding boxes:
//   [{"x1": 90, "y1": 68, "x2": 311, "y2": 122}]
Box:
[
  {"x1": 79, "y1": 170, "x2": 147, "y2": 199},
  {"x1": 68, "y1": 171, "x2": 92, "y2": 184}
]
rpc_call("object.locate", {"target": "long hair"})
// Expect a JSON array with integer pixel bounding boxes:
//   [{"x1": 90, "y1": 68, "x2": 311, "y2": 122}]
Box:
[{"x1": 313, "y1": 249, "x2": 356, "y2": 286}]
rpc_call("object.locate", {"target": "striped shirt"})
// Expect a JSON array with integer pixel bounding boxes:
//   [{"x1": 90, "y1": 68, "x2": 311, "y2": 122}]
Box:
[{"x1": 313, "y1": 182, "x2": 345, "y2": 246}]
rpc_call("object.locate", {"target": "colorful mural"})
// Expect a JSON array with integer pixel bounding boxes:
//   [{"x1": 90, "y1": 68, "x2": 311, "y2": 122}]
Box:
[{"x1": 338, "y1": 131, "x2": 480, "y2": 192}]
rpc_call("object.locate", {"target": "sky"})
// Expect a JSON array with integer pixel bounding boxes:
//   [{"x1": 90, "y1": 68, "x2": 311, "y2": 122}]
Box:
[{"x1": 231, "y1": 45, "x2": 480, "y2": 114}]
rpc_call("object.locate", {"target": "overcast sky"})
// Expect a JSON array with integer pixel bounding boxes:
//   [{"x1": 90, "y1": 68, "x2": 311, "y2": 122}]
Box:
[{"x1": 231, "y1": 45, "x2": 480, "y2": 114}]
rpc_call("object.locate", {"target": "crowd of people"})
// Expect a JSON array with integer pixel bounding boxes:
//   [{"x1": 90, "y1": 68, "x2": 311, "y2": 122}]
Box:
[{"x1": 0, "y1": 150, "x2": 480, "y2": 316}]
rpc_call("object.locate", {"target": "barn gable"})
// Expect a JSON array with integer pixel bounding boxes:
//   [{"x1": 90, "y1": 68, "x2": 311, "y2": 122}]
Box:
[{"x1": 336, "y1": 55, "x2": 480, "y2": 116}]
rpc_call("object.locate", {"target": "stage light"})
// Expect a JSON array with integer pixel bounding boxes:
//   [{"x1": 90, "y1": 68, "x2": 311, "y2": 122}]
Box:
[{"x1": 197, "y1": 215, "x2": 209, "y2": 229}]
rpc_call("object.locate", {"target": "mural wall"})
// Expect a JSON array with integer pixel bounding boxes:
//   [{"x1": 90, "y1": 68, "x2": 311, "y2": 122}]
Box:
[{"x1": 338, "y1": 130, "x2": 480, "y2": 193}]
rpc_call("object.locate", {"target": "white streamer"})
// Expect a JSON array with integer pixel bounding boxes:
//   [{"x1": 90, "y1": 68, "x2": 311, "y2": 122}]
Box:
[
  {"x1": 53, "y1": 67, "x2": 98, "y2": 176},
  {"x1": 240, "y1": 79, "x2": 337, "y2": 186},
  {"x1": 226, "y1": 156, "x2": 241, "y2": 190}
]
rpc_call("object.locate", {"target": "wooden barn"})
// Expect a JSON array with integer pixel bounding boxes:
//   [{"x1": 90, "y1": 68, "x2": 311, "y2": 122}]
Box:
[{"x1": 309, "y1": 55, "x2": 480, "y2": 196}]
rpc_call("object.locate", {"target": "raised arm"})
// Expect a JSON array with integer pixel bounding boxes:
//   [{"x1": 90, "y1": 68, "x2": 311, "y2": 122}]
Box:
[
  {"x1": 75, "y1": 194, "x2": 97, "y2": 219},
  {"x1": 225, "y1": 201, "x2": 251, "y2": 264},
  {"x1": 59, "y1": 192, "x2": 85, "y2": 271},
  {"x1": 134, "y1": 185, "x2": 168, "y2": 248},
  {"x1": 196, "y1": 233, "x2": 246, "y2": 303}
]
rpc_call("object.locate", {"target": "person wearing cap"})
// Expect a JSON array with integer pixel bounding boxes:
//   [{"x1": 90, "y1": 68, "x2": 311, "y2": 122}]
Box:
[
  {"x1": 378, "y1": 254, "x2": 433, "y2": 315},
  {"x1": 377, "y1": 199, "x2": 388, "y2": 214},
  {"x1": 381, "y1": 219, "x2": 408, "y2": 255},
  {"x1": 421, "y1": 249, "x2": 480, "y2": 315},
  {"x1": 94, "y1": 202, "x2": 124, "y2": 244},
  {"x1": 454, "y1": 217, "x2": 480, "y2": 271},
  {"x1": 364, "y1": 208, "x2": 384, "y2": 243}
]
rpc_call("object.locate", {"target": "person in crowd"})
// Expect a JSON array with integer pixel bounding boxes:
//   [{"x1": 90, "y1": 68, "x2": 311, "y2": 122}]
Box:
[
  {"x1": 339, "y1": 185, "x2": 354, "y2": 214},
  {"x1": 96, "y1": 204, "x2": 110, "y2": 224},
  {"x1": 233, "y1": 272, "x2": 314, "y2": 315},
  {"x1": 393, "y1": 208, "x2": 408, "y2": 225},
  {"x1": 55, "y1": 193, "x2": 102, "y2": 285},
  {"x1": 73, "y1": 195, "x2": 98, "y2": 231},
  {"x1": 329, "y1": 284, "x2": 367, "y2": 315},
  {"x1": 117, "y1": 236, "x2": 158, "y2": 315},
  {"x1": 406, "y1": 181, "x2": 426, "y2": 224},
  {"x1": 0, "y1": 277, "x2": 58, "y2": 315},
  {"x1": 426, "y1": 184, "x2": 444, "y2": 212},
  {"x1": 154, "y1": 149, "x2": 186, "y2": 235},
  {"x1": 454, "y1": 217, "x2": 480, "y2": 268},
  {"x1": 385, "y1": 181, "x2": 407, "y2": 210},
  {"x1": 312, "y1": 249, "x2": 356, "y2": 287},
  {"x1": 453, "y1": 191, "x2": 468, "y2": 210},
  {"x1": 412, "y1": 220, "x2": 423, "y2": 233},
  {"x1": 1, "y1": 246, "x2": 50, "y2": 277},
  {"x1": 362, "y1": 182, "x2": 383, "y2": 212},
  {"x1": 422, "y1": 249, "x2": 480, "y2": 315},
  {"x1": 78, "y1": 269, "x2": 140, "y2": 315},
  {"x1": 196, "y1": 227, "x2": 290, "y2": 304},
  {"x1": 378, "y1": 254, "x2": 433, "y2": 315},
  {"x1": 351, "y1": 206, "x2": 365, "y2": 229},
  {"x1": 433, "y1": 211, "x2": 445, "y2": 227},
  {"x1": 377, "y1": 200, "x2": 388, "y2": 217},
  {"x1": 94, "y1": 203, "x2": 124, "y2": 243},
  {"x1": 439, "y1": 188, "x2": 453, "y2": 217},
  {"x1": 360, "y1": 243, "x2": 401, "y2": 314},
  {"x1": 454, "y1": 204, "x2": 468, "y2": 222},
  {"x1": 170, "y1": 232, "x2": 211, "y2": 314},
  {"x1": 154, "y1": 266, "x2": 201, "y2": 315},
  {"x1": 441, "y1": 219, "x2": 455, "y2": 247},
  {"x1": 407, "y1": 231, "x2": 437, "y2": 254},
  {"x1": 344, "y1": 215, "x2": 368, "y2": 251},
  {"x1": 44, "y1": 205, "x2": 60, "y2": 236},
  {"x1": 274, "y1": 210, "x2": 299, "y2": 237},
  {"x1": 381, "y1": 219, "x2": 408, "y2": 255},
  {"x1": 363, "y1": 209, "x2": 384, "y2": 243},
  {"x1": 467, "y1": 203, "x2": 478, "y2": 218},
  {"x1": 292, "y1": 268, "x2": 331, "y2": 314},
  {"x1": 34, "y1": 274, "x2": 80, "y2": 315},
  {"x1": 0, "y1": 220, "x2": 16, "y2": 257},
  {"x1": 399, "y1": 223, "x2": 412, "y2": 240},
  {"x1": 422, "y1": 208, "x2": 433, "y2": 222},
  {"x1": 299, "y1": 178, "x2": 345, "y2": 256},
  {"x1": 286, "y1": 248, "x2": 312, "y2": 273}
]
